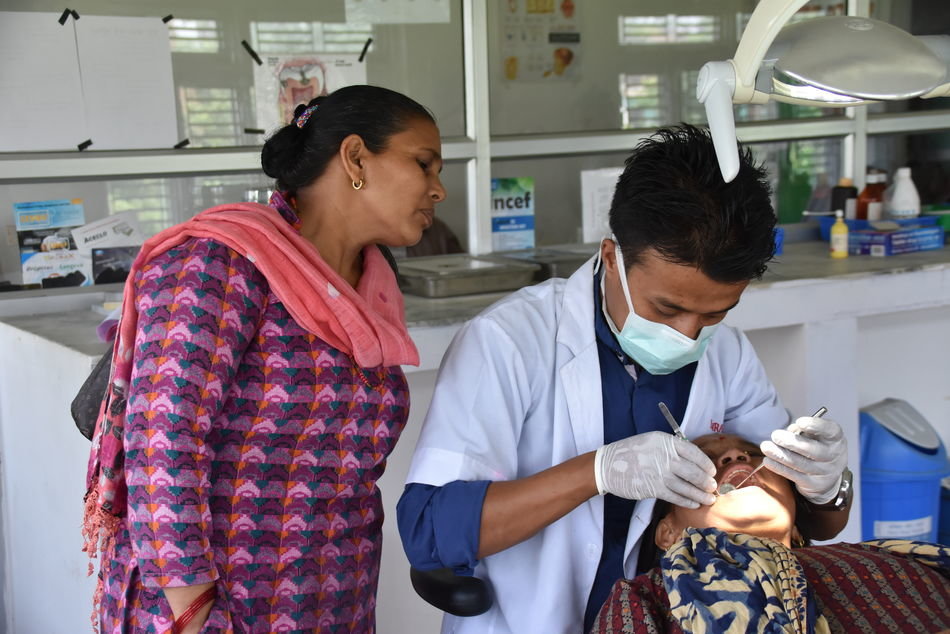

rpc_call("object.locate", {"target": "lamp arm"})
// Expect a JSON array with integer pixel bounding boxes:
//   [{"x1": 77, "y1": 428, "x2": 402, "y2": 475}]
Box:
[
  {"x1": 697, "y1": 61, "x2": 740, "y2": 183},
  {"x1": 732, "y1": 0, "x2": 810, "y2": 102}
]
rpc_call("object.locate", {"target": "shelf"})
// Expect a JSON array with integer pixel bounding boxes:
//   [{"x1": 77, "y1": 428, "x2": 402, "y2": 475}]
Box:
[{"x1": 0, "y1": 138, "x2": 478, "y2": 183}]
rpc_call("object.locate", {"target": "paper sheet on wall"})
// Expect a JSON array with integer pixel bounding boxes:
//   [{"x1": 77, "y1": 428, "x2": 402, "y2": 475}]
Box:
[
  {"x1": 0, "y1": 12, "x2": 87, "y2": 151},
  {"x1": 580, "y1": 167, "x2": 622, "y2": 243},
  {"x1": 74, "y1": 16, "x2": 178, "y2": 150},
  {"x1": 254, "y1": 54, "x2": 367, "y2": 132},
  {"x1": 345, "y1": 0, "x2": 450, "y2": 24},
  {"x1": 71, "y1": 212, "x2": 145, "y2": 250},
  {"x1": 500, "y1": 0, "x2": 580, "y2": 82}
]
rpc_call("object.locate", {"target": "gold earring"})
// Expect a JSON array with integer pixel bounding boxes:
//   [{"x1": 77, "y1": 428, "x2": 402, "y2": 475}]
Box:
[{"x1": 352, "y1": 178, "x2": 363, "y2": 190}]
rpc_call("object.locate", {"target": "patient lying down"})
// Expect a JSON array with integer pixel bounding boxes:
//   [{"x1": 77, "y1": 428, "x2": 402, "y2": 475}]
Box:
[{"x1": 591, "y1": 434, "x2": 950, "y2": 634}]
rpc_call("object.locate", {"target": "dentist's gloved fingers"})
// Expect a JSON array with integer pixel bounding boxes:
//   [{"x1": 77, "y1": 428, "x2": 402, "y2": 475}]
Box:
[
  {"x1": 673, "y1": 439, "x2": 718, "y2": 480},
  {"x1": 664, "y1": 475, "x2": 717, "y2": 508},
  {"x1": 760, "y1": 456, "x2": 842, "y2": 504},
  {"x1": 668, "y1": 452, "x2": 717, "y2": 494},
  {"x1": 760, "y1": 438, "x2": 843, "y2": 474},
  {"x1": 786, "y1": 415, "x2": 844, "y2": 441},
  {"x1": 656, "y1": 488, "x2": 704, "y2": 510},
  {"x1": 769, "y1": 429, "x2": 840, "y2": 463},
  {"x1": 595, "y1": 432, "x2": 716, "y2": 506},
  {"x1": 761, "y1": 438, "x2": 846, "y2": 504},
  {"x1": 758, "y1": 454, "x2": 810, "y2": 483}
]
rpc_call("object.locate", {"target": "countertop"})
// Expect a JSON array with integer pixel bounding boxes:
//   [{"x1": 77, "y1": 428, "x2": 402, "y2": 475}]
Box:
[
  {"x1": 405, "y1": 241, "x2": 950, "y2": 327},
  {"x1": 3, "y1": 241, "x2": 950, "y2": 358}
]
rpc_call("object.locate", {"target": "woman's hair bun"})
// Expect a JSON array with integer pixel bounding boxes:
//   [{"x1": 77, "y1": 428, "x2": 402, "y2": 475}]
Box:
[{"x1": 261, "y1": 124, "x2": 304, "y2": 181}]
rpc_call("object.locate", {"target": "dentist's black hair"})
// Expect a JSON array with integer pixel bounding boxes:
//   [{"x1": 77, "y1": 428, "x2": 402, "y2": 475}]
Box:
[
  {"x1": 608, "y1": 123, "x2": 776, "y2": 283},
  {"x1": 261, "y1": 84, "x2": 435, "y2": 195}
]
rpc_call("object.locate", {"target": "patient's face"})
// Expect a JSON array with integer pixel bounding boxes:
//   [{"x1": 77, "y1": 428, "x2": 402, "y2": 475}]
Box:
[{"x1": 655, "y1": 434, "x2": 798, "y2": 548}]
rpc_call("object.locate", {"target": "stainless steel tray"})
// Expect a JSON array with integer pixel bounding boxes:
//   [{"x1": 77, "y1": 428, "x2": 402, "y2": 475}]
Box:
[
  {"x1": 498, "y1": 245, "x2": 596, "y2": 281},
  {"x1": 397, "y1": 254, "x2": 541, "y2": 298}
]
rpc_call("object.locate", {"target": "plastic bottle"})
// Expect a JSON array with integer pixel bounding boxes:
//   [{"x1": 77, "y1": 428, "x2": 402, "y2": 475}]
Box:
[
  {"x1": 830, "y1": 209, "x2": 849, "y2": 259},
  {"x1": 886, "y1": 167, "x2": 920, "y2": 220},
  {"x1": 830, "y1": 177, "x2": 859, "y2": 219},
  {"x1": 856, "y1": 172, "x2": 887, "y2": 221}
]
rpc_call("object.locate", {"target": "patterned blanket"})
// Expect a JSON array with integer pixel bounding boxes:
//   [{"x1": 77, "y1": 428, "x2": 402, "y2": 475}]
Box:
[{"x1": 592, "y1": 527, "x2": 950, "y2": 634}]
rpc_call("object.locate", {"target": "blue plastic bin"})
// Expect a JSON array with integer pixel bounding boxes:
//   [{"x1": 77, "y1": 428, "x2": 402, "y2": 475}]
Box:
[
  {"x1": 940, "y1": 481, "x2": 950, "y2": 547},
  {"x1": 860, "y1": 399, "x2": 950, "y2": 543}
]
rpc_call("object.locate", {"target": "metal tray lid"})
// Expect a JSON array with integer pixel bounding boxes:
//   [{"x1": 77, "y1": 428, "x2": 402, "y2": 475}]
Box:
[
  {"x1": 398, "y1": 254, "x2": 540, "y2": 278},
  {"x1": 546, "y1": 242, "x2": 601, "y2": 257},
  {"x1": 499, "y1": 248, "x2": 592, "y2": 266}
]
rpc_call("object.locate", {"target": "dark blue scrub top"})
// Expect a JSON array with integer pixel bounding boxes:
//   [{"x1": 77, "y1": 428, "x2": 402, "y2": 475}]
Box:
[{"x1": 583, "y1": 273, "x2": 696, "y2": 632}]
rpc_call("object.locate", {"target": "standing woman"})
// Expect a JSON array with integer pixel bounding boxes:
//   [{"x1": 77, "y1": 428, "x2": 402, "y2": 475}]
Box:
[{"x1": 82, "y1": 85, "x2": 446, "y2": 633}]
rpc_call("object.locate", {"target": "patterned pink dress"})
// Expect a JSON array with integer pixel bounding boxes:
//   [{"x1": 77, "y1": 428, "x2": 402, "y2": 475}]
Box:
[{"x1": 98, "y1": 225, "x2": 409, "y2": 633}]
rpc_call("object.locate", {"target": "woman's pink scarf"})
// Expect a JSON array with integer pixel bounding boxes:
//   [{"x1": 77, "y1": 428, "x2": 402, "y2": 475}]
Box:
[{"x1": 82, "y1": 201, "x2": 418, "y2": 618}]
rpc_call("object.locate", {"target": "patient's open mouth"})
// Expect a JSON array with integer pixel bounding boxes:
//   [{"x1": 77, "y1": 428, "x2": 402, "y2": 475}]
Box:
[{"x1": 718, "y1": 464, "x2": 759, "y2": 491}]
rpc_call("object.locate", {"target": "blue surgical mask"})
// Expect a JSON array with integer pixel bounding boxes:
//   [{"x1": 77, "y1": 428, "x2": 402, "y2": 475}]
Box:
[{"x1": 600, "y1": 243, "x2": 717, "y2": 375}]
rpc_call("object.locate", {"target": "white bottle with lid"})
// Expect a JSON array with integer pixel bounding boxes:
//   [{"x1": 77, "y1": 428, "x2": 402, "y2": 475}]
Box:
[{"x1": 886, "y1": 167, "x2": 920, "y2": 220}]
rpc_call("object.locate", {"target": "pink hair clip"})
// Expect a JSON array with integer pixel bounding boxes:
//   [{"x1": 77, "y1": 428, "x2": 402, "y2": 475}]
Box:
[{"x1": 295, "y1": 104, "x2": 319, "y2": 129}]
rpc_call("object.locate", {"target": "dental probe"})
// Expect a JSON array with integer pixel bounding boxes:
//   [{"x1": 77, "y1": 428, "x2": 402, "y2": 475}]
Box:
[
  {"x1": 718, "y1": 406, "x2": 828, "y2": 495},
  {"x1": 657, "y1": 402, "x2": 689, "y2": 442}
]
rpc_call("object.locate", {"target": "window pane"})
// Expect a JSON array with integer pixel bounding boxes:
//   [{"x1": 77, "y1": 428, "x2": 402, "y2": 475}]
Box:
[
  {"x1": 748, "y1": 137, "x2": 844, "y2": 224},
  {"x1": 868, "y1": 131, "x2": 950, "y2": 206},
  {"x1": 168, "y1": 19, "x2": 220, "y2": 54}
]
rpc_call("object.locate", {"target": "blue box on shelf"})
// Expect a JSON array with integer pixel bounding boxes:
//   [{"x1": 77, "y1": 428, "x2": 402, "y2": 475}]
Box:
[
  {"x1": 773, "y1": 226, "x2": 784, "y2": 255},
  {"x1": 818, "y1": 215, "x2": 938, "y2": 241},
  {"x1": 849, "y1": 225, "x2": 945, "y2": 256}
]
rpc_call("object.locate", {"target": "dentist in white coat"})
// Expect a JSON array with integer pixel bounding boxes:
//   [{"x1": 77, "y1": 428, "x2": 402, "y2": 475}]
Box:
[{"x1": 397, "y1": 125, "x2": 852, "y2": 634}]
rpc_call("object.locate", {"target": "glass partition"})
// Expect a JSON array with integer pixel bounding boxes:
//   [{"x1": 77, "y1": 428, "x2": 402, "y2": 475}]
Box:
[
  {"x1": 2, "y1": 0, "x2": 466, "y2": 149},
  {"x1": 868, "y1": 131, "x2": 950, "y2": 206},
  {"x1": 0, "y1": 160, "x2": 469, "y2": 284},
  {"x1": 487, "y1": 0, "x2": 844, "y2": 136}
]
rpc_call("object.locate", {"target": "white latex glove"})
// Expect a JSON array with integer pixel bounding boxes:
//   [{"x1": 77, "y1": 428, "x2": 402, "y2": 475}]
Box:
[
  {"x1": 760, "y1": 415, "x2": 848, "y2": 504},
  {"x1": 594, "y1": 431, "x2": 717, "y2": 508}
]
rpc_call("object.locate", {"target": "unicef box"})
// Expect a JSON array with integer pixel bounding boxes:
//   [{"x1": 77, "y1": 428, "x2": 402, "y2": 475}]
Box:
[{"x1": 860, "y1": 398, "x2": 950, "y2": 543}]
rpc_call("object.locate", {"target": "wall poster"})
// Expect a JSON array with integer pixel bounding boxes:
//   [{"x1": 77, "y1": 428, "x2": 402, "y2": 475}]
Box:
[
  {"x1": 500, "y1": 0, "x2": 580, "y2": 82},
  {"x1": 253, "y1": 54, "x2": 367, "y2": 131}
]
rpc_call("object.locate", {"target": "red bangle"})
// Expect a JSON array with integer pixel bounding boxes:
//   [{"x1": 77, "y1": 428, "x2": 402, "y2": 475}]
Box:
[{"x1": 171, "y1": 586, "x2": 216, "y2": 634}]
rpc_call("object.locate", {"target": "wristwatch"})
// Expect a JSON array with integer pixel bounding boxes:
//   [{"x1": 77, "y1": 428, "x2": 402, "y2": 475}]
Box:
[{"x1": 817, "y1": 467, "x2": 853, "y2": 511}]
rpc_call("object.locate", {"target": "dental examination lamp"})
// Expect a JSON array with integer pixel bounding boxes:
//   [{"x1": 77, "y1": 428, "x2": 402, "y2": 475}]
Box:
[{"x1": 697, "y1": 0, "x2": 950, "y2": 182}]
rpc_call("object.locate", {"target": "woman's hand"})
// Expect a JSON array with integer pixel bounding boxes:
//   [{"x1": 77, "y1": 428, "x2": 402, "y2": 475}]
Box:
[{"x1": 164, "y1": 582, "x2": 215, "y2": 634}]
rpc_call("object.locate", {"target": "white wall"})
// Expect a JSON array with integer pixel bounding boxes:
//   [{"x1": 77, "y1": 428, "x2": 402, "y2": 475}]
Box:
[
  {"x1": 856, "y1": 306, "x2": 950, "y2": 452},
  {"x1": 0, "y1": 323, "x2": 100, "y2": 633},
  {"x1": 376, "y1": 370, "x2": 444, "y2": 633}
]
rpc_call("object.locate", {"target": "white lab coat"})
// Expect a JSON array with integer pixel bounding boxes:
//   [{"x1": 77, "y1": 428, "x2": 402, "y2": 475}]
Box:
[{"x1": 405, "y1": 257, "x2": 788, "y2": 634}]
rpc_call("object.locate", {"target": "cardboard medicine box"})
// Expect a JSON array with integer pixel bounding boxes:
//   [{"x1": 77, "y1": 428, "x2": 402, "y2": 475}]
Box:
[{"x1": 849, "y1": 225, "x2": 945, "y2": 256}]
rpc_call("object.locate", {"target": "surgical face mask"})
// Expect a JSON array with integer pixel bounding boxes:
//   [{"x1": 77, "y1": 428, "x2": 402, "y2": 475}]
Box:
[{"x1": 602, "y1": 244, "x2": 718, "y2": 375}]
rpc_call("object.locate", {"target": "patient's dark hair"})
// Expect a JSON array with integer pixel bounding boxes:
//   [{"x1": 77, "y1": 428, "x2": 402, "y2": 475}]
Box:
[{"x1": 609, "y1": 123, "x2": 776, "y2": 284}]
